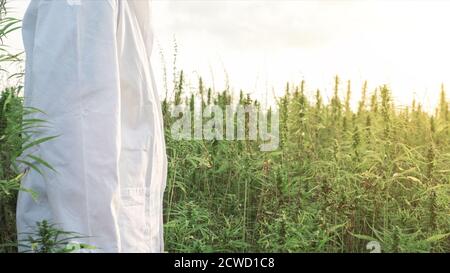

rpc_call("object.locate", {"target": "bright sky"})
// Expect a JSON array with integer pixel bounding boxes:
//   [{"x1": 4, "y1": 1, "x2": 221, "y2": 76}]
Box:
[{"x1": 6, "y1": 0, "x2": 450, "y2": 111}]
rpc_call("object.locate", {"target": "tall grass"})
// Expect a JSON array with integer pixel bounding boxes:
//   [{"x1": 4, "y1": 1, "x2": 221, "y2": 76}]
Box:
[
  {"x1": 162, "y1": 72, "x2": 450, "y2": 253},
  {"x1": 0, "y1": 1, "x2": 23, "y2": 251}
]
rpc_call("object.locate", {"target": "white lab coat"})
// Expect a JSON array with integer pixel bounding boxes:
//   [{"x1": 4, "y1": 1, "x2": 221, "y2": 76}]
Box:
[{"x1": 16, "y1": 0, "x2": 167, "y2": 253}]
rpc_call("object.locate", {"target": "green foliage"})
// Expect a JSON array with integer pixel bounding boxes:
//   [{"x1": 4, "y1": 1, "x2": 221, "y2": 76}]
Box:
[
  {"x1": 0, "y1": 87, "x2": 57, "y2": 252},
  {"x1": 162, "y1": 76, "x2": 450, "y2": 253},
  {"x1": 15, "y1": 220, "x2": 95, "y2": 253}
]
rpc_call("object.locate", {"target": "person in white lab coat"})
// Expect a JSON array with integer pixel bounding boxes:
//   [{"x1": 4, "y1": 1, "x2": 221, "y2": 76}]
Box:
[{"x1": 16, "y1": 0, "x2": 168, "y2": 253}]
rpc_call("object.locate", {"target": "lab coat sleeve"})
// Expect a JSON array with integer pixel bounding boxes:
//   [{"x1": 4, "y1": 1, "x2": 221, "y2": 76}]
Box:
[{"x1": 26, "y1": 0, "x2": 122, "y2": 251}]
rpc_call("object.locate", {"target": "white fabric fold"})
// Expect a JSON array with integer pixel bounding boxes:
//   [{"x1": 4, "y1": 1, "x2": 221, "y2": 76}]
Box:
[{"x1": 17, "y1": 0, "x2": 167, "y2": 253}]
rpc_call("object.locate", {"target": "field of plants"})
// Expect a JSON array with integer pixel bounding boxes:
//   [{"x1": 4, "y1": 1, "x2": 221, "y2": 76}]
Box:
[
  {"x1": 0, "y1": 2, "x2": 449, "y2": 253},
  {"x1": 159, "y1": 77, "x2": 450, "y2": 253}
]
